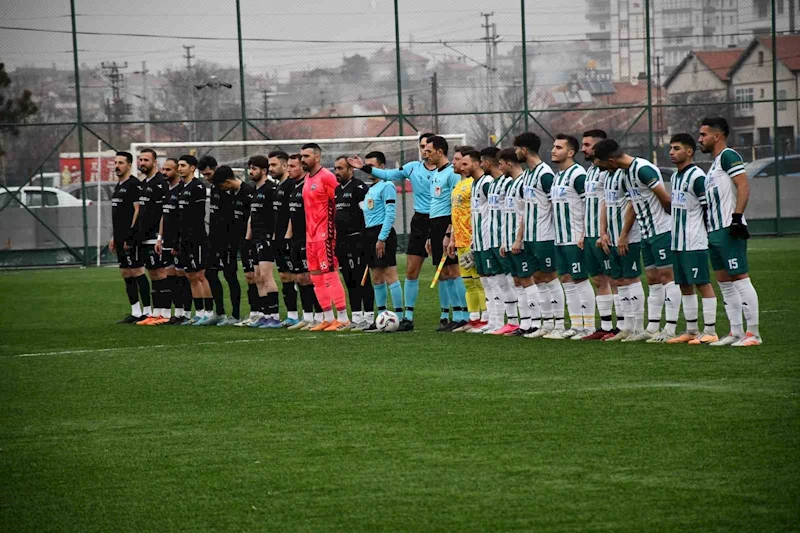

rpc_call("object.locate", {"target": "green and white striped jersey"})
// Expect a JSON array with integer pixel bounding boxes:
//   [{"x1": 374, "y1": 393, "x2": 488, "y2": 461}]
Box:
[
  {"x1": 488, "y1": 174, "x2": 512, "y2": 249},
  {"x1": 670, "y1": 164, "x2": 708, "y2": 251},
  {"x1": 470, "y1": 173, "x2": 493, "y2": 252},
  {"x1": 706, "y1": 147, "x2": 746, "y2": 232},
  {"x1": 551, "y1": 163, "x2": 587, "y2": 246},
  {"x1": 502, "y1": 172, "x2": 526, "y2": 250},
  {"x1": 624, "y1": 157, "x2": 671, "y2": 240},
  {"x1": 522, "y1": 162, "x2": 556, "y2": 243},
  {"x1": 584, "y1": 164, "x2": 606, "y2": 239},
  {"x1": 605, "y1": 169, "x2": 641, "y2": 246}
]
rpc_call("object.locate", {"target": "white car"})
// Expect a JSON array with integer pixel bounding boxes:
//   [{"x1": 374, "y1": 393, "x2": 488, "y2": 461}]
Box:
[{"x1": 0, "y1": 186, "x2": 90, "y2": 209}]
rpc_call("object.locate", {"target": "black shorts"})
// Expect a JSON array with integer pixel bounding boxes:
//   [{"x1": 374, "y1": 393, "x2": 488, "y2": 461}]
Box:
[
  {"x1": 275, "y1": 240, "x2": 292, "y2": 273},
  {"x1": 429, "y1": 215, "x2": 458, "y2": 267},
  {"x1": 366, "y1": 226, "x2": 397, "y2": 268},
  {"x1": 336, "y1": 233, "x2": 369, "y2": 271},
  {"x1": 179, "y1": 242, "x2": 208, "y2": 273},
  {"x1": 116, "y1": 243, "x2": 143, "y2": 269},
  {"x1": 209, "y1": 245, "x2": 238, "y2": 272},
  {"x1": 287, "y1": 240, "x2": 309, "y2": 274},
  {"x1": 255, "y1": 238, "x2": 275, "y2": 263},
  {"x1": 169, "y1": 251, "x2": 183, "y2": 270},
  {"x1": 241, "y1": 241, "x2": 256, "y2": 273},
  {"x1": 406, "y1": 212, "x2": 430, "y2": 257},
  {"x1": 143, "y1": 244, "x2": 169, "y2": 270}
]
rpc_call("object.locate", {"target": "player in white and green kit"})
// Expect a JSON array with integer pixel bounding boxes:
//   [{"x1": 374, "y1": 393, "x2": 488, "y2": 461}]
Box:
[
  {"x1": 481, "y1": 147, "x2": 520, "y2": 335},
  {"x1": 698, "y1": 117, "x2": 761, "y2": 346},
  {"x1": 498, "y1": 148, "x2": 541, "y2": 336},
  {"x1": 545, "y1": 134, "x2": 596, "y2": 340},
  {"x1": 514, "y1": 132, "x2": 561, "y2": 338},
  {"x1": 579, "y1": 130, "x2": 618, "y2": 340},
  {"x1": 468, "y1": 149, "x2": 495, "y2": 333},
  {"x1": 658, "y1": 133, "x2": 719, "y2": 344},
  {"x1": 593, "y1": 139, "x2": 680, "y2": 342},
  {"x1": 595, "y1": 143, "x2": 645, "y2": 342}
]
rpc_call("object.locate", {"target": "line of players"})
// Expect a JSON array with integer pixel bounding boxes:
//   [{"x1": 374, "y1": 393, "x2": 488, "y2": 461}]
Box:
[{"x1": 111, "y1": 116, "x2": 761, "y2": 345}]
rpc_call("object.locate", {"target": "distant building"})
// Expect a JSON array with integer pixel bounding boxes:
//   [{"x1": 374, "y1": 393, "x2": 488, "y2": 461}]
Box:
[
  {"x1": 369, "y1": 48, "x2": 429, "y2": 83},
  {"x1": 738, "y1": 0, "x2": 799, "y2": 35}
]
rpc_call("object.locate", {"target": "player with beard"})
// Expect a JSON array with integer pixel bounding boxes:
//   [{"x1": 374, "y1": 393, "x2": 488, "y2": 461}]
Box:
[
  {"x1": 334, "y1": 156, "x2": 374, "y2": 330},
  {"x1": 246, "y1": 155, "x2": 281, "y2": 328},
  {"x1": 268, "y1": 151, "x2": 301, "y2": 328},
  {"x1": 155, "y1": 158, "x2": 191, "y2": 324},
  {"x1": 285, "y1": 154, "x2": 323, "y2": 330},
  {"x1": 111, "y1": 151, "x2": 150, "y2": 323}
]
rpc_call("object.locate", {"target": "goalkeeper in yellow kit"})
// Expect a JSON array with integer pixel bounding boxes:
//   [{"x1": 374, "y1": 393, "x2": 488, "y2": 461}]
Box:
[{"x1": 446, "y1": 147, "x2": 488, "y2": 331}]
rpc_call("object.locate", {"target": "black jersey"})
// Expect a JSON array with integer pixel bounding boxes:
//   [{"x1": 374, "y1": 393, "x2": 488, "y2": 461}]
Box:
[
  {"x1": 161, "y1": 181, "x2": 184, "y2": 249},
  {"x1": 273, "y1": 177, "x2": 294, "y2": 242},
  {"x1": 137, "y1": 172, "x2": 167, "y2": 242},
  {"x1": 287, "y1": 176, "x2": 306, "y2": 242},
  {"x1": 249, "y1": 180, "x2": 276, "y2": 241},
  {"x1": 178, "y1": 178, "x2": 208, "y2": 245},
  {"x1": 232, "y1": 181, "x2": 256, "y2": 245},
  {"x1": 335, "y1": 177, "x2": 369, "y2": 238},
  {"x1": 209, "y1": 184, "x2": 235, "y2": 248},
  {"x1": 111, "y1": 176, "x2": 142, "y2": 245}
]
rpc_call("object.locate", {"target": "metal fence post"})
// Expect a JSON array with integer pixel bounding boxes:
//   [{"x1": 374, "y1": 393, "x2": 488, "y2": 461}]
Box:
[
  {"x1": 70, "y1": 0, "x2": 88, "y2": 266},
  {"x1": 235, "y1": 0, "x2": 248, "y2": 152},
  {"x1": 645, "y1": 0, "x2": 654, "y2": 161},
  {"x1": 520, "y1": 0, "x2": 529, "y2": 131},
  {"x1": 393, "y1": 0, "x2": 407, "y2": 240},
  {"x1": 771, "y1": 0, "x2": 782, "y2": 236}
]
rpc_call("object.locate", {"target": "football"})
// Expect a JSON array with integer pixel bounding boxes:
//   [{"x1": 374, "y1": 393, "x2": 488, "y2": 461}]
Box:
[{"x1": 375, "y1": 311, "x2": 400, "y2": 333}]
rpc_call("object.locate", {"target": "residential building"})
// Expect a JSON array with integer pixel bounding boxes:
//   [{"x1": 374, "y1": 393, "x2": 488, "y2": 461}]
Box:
[{"x1": 738, "y1": 0, "x2": 799, "y2": 34}]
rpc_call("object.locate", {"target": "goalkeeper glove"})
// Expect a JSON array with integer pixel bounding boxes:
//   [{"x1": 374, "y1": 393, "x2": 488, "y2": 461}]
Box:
[
  {"x1": 459, "y1": 250, "x2": 475, "y2": 270},
  {"x1": 728, "y1": 213, "x2": 749, "y2": 240}
]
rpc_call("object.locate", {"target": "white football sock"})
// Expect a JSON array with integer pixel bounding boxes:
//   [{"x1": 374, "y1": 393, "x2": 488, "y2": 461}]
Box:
[
  {"x1": 733, "y1": 278, "x2": 759, "y2": 336},
  {"x1": 597, "y1": 294, "x2": 614, "y2": 331},
  {"x1": 495, "y1": 274, "x2": 518, "y2": 326},
  {"x1": 613, "y1": 292, "x2": 624, "y2": 331},
  {"x1": 537, "y1": 283, "x2": 553, "y2": 329},
  {"x1": 131, "y1": 302, "x2": 142, "y2": 317},
  {"x1": 577, "y1": 279, "x2": 596, "y2": 333},
  {"x1": 682, "y1": 294, "x2": 699, "y2": 334},
  {"x1": 288, "y1": 311, "x2": 299, "y2": 320},
  {"x1": 336, "y1": 308, "x2": 349, "y2": 322},
  {"x1": 143, "y1": 305, "x2": 152, "y2": 317},
  {"x1": 546, "y1": 279, "x2": 565, "y2": 329},
  {"x1": 702, "y1": 297, "x2": 717, "y2": 335},
  {"x1": 646, "y1": 282, "x2": 664, "y2": 333},
  {"x1": 719, "y1": 281, "x2": 744, "y2": 337},
  {"x1": 563, "y1": 281, "x2": 581, "y2": 331},
  {"x1": 524, "y1": 283, "x2": 541, "y2": 329},
  {"x1": 617, "y1": 285, "x2": 632, "y2": 333},
  {"x1": 663, "y1": 281, "x2": 681, "y2": 335},
  {"x1": 516, "y1": 285, "x2": 531, "y2": 330},
  {"x1": 324, "y1": 309, "x2": 335, "y2": 322},
  {"x1": 629, "y1": 281, "x2": 646, "y2": 332}
]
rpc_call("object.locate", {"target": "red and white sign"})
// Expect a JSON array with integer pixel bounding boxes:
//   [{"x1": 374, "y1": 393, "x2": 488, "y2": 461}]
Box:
[{"x1": 59, "y1": 151, "x2": 117, "y2": 187}]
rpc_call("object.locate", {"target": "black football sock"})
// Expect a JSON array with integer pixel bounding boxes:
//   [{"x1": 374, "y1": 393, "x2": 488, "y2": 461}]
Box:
[
  {"x1": 247, "y1": 283, "x2": 259, "y2": 314},
  {"x1": 203, "y1": 297, "x2": 215, "y2": 313},
  {"x1": 168, "y1": 276, "x2": 182, "y2": 313},
  {"x1": 193, "y1": 297, "x2": 204, "y2": 315},
  {"x1": 224, "y1": 269, "x2": 241, "y2": 319},
  {"x1": 267, "y1": 291, "x2": 280, "y2": 317},
  {"x1": 206, "y1": 269, "x2": 225, "y2": 316},
  {"x1": 282, "y1": 282, "x2": 298, "y2": 313},
  {"x1": 160, "y1": 278, "x2": 173, "y2": 314},
  {"x1": 150, "y1": 277, "x2": 160, "y2": 313},
  {"x1": 182, "y1": 278, "x2": 193, "y2": 313},
  {"x1": 124, "y1": 277, "x2": 139, "y2": 305},
  {"x1": 362, "y1": 272, "x2": 374, "y2": 315},
  {"x1": 135, "y1": 275, "x2": 151, "y2": 308},
  {"x1": 299, "y1": 284, "x2": 315, "y2": 315}
]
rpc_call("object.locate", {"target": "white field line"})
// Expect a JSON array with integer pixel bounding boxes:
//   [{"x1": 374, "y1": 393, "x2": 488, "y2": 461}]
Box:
[{"x1": 13, "y1": 336, "x2": 319, "y2": 358}]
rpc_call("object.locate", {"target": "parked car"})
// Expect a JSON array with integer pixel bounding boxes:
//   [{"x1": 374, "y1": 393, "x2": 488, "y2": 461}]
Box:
[
  {"x1": 744, "y1": 155, "x2": 800, "y2": 179},
  {"x1": 63, "y1": 181, "x2": 117, "y2": 202},
  {"x1": 0, "y1": 186, "x2": 89, "y2": 209}
]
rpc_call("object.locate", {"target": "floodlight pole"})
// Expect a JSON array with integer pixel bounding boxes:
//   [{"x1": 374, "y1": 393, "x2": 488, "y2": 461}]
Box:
[{"x1": 71, "y1": 0, "x2": 88, "y2": 266}]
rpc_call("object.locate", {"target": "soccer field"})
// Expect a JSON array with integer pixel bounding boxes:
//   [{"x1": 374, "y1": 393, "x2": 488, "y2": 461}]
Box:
[{"x1": 1, "y1": 237, "x2": 799, "y2": 532}]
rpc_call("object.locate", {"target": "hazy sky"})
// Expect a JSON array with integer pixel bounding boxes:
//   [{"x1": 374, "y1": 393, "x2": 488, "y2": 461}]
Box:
[{"x1": 2, "y1": 0, "x2": 590, "y2": 76}]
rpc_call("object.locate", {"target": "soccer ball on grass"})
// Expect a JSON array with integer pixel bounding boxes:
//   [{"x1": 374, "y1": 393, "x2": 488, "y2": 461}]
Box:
[{"x1": 375, "y1": 311, "x2": 400, "y2": 332}]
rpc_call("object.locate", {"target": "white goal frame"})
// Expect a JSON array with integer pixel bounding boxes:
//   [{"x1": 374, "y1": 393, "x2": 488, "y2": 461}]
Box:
[{"x1": 130, "y1": 134, "x2": 468, "y2": 165}]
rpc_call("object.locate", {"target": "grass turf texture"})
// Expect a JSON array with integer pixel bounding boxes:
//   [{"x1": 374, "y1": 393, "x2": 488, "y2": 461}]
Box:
[{"x1": 1, "y1": 237, "x2": 799, "y2": 532}]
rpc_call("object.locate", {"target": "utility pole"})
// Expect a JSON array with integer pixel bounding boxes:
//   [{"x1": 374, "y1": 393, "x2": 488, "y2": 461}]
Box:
[
  {"x1": 260, "y1": 89, "x2": 287, "y2": 139},
  {"x1": 196, "y1": 76, "x2": 232, "y2": 146},
  {"x1": 431, "y1": 72, "x2": 440, "y2": 132},
  {"x1": 101, "y1": 61, "x2": 131, "y2": 147},
  {"x1": 133, "y1": 61, "x2": 151, "y2": 143},
  {"x1": 183, "y1": 45, "x2": 196, "y2": 141},
  {"x1": 481, "y1": 12, "x2": 500, "y2": 144},
  {"x1": 654, "y1": 56, "x2": 663, "y2": 146}
]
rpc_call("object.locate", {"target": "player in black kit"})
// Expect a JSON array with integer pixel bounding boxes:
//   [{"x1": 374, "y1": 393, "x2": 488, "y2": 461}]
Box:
[
  {"x1": 176, "y1": 155, "x2": 214, "y2": 325},
  {"x1": 245, "y1": 155, "x2": 281, "y2": 328},
  {"x1": 211, "y1": 165, "x2": 257, "y2": 326},
  {"x1": 111, "y1": 151, "x2": 151, "y2": 323},
  {"x1": 268, "y1": 151, "x2": 301, "y2": 328},
  {"x1": 199, "y1": 156, "x2": 241, "y2": 326},
  {"x1": 284, "y1": 153, "x2": 322, "y2": 330},
  {"x1": 155, "y1": 158, "x2": 192, "y2": 324},
  {"x1": 135, "y1": 148, "x2": 170, "y2": 325},
  {"x1": 334, "y1": 156, "x2": 375, "y2": 330}
]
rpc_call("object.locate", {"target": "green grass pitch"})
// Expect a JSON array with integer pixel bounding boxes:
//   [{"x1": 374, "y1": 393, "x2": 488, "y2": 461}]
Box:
[{"x1": 1, "y1": 237, "x2": 799, "y2": 532}]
